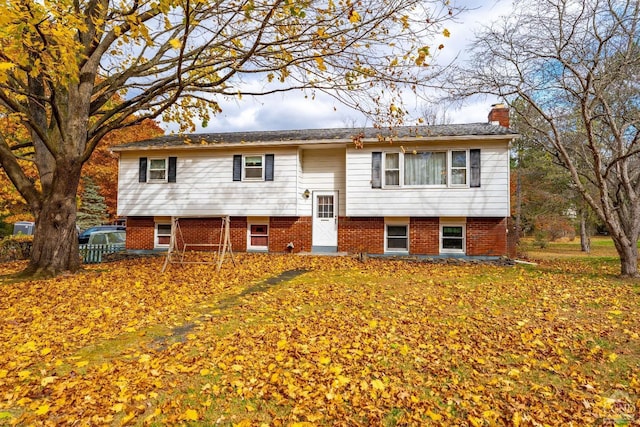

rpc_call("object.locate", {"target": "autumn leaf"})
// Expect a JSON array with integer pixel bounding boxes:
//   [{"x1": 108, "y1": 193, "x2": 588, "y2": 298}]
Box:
[
  {"x1": 34, "y1": 404, "x2": 50, "y2": 415},
  {"x1": 315, "y1": 57, "x2": 327, "y2": 72},
  {"x1": 182, "y1": 408, "x2": 199, "y2": 421},
  {"x1": 443, "y1": 28, "x2": 451, "y2": 37},
  {"x1": 112, "y1": 403, "x2": 125, "y2": 413},
  {"x1": 318, "y1": 355, "x2": 331, "y2": 365},
  {"x1": 371, "y1": 379, "x2": 385, "y2": 390}
]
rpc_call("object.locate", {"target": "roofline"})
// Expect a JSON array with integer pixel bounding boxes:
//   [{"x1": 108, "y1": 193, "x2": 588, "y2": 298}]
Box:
[{"x1": 111, "y1": 133, "x2": 519, "y2": 153}]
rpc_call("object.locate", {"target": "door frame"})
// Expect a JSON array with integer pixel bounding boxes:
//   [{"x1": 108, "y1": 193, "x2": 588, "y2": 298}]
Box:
[{"x1": 311, "y1": 190, "x2": 338, "y2": 252}]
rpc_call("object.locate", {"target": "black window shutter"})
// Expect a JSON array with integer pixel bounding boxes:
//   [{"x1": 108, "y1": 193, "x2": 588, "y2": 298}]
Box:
[
  {"x1": 470, "y1": 149, "x2": 481, "y2": 188},
  {"x1": 233, "y1": 155, "x2": 242, "y2": 181},
  {"x1": 371, "y1": 152, "x2": 382, "y2": 188},
  {"x1": 265, "y1": 154, "x2": 274, "y2": 181},
  {"x1": 168, "y1": 157, "x2": 177, "y2": 182},
  {"x1": 139, "y1": 157, "x2": 147, "y2": 182}
]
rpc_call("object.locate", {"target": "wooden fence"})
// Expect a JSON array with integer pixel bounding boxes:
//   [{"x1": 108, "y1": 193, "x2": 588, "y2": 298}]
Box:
[{"x1": 79, "y1": 244, "x2": 124, "y2": 264}]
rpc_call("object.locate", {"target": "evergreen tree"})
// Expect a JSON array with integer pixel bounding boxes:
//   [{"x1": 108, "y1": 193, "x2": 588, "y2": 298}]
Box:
[{"x1": 76, "y1": 177, "x2": 107, "y2": 231}]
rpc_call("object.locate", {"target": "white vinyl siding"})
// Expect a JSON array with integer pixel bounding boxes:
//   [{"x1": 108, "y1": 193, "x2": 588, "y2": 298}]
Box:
[
  {"x1": 346, "y1": 142, "x2": 510, "y2": 217},
  {"x1": 298, "y1": 148, "x2": 346, "y2": 217},
  {"x1": 118, "y1": 148, "x2": 298, "y2": 217}
]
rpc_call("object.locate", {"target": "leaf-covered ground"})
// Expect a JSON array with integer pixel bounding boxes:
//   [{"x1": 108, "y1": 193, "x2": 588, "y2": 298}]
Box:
[{"x1": 0, "y1": 249, "x2": 639, "y2": 426}]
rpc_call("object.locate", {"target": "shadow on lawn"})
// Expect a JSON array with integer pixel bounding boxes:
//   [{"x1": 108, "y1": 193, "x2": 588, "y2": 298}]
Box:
[{"x1": 150, "y1": 269, "x2": 308, "y2": 350}]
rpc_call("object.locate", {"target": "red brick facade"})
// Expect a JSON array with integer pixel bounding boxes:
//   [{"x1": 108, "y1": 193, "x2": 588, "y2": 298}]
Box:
[
  {"x1": 488, "y1": 104, "x2": 510, "y2": 128},
  {"x1": 125, "y1": 215, "x2": 510, "y2": 257},
  {"x1": 269, "y1": 217, "x2": 312, "y2": 253},
  {"x1": 409, "y1": 217, "x2": 440, "y2": 255},
  {"x1": 231, "y1": 217, "x2": 248, "y2": 252},
  {"x1": 338, "y1": 217, "x2": 385, "y2": 254},
  {"x1": 125, "y1": 216, "x2": 155, "y2": 250},
  {"x1": 466, "y1": 217, "x2": 508, "y2": 256}
]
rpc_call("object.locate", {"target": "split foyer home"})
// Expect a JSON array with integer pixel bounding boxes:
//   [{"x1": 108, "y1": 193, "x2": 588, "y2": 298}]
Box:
[{"x1": 113, "y1": 105, "x2": 517, "y2": 257}]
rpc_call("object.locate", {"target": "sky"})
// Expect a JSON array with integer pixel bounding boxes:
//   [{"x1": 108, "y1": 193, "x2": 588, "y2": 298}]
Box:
[{"x1": 170, "y1": 1, "x2": 514, "y2": 134}]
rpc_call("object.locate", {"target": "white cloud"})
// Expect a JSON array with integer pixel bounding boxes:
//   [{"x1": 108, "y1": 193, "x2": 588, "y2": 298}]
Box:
[{"x1": 162, "y1": 0, "x2": 515, "y2": 134}]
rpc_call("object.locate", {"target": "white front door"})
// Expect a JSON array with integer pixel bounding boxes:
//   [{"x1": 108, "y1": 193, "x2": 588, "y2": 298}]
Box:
[{"x1": 312, "y1": 191, "x2": 338, "y2": 252}]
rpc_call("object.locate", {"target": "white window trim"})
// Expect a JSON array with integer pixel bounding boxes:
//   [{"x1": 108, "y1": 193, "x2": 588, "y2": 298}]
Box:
[
  {"x1": 449, "y1": 150, "x2": 469, "y2": 188},
  {"x1": 440, "y1": 223, "x2": 466, "y2": 254},
  {"x1": 382, "y1": 152, "x2": 401, "y2": 188},
  {"x1": 381, "y1": 150, "x2": 471, "y2": 189},
  {"x1": 384, "y1": 219, "x2": 409, "y2": 253},
  {"x1": 155, "y1": 222, "x2": 172, "y2": 248},
  {"x1": 243, "y1": 154, "x2": 265, "y2": 181},
  {"x1": 247, "y1": 222, "x2": 269, "y2": 251},
  {"x1": 148, "y1": 158, "x2": 168, "y2": 183}
]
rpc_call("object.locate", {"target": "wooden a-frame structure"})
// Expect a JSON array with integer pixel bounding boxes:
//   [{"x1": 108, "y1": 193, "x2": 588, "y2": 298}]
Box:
[{"x1": 161, "y1": 216, "x2": 236, "y2": 272}]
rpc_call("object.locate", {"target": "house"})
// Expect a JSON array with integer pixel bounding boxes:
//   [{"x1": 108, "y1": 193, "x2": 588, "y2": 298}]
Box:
[{"x1": 113, "y1": 105, "x2": 518, "y2": 258}]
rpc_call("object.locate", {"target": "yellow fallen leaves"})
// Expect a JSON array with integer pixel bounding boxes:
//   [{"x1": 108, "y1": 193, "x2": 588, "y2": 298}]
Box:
[
  {"x1": 182, "y1": 408, "x2": 199, "y2": 421},
  {"x1": 0, "y1": 254, "x2": 638, "y2": 425}
]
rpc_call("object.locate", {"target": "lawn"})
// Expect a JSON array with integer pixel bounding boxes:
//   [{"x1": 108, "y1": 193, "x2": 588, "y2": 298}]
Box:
[{"x1": 0, "y1": 243, "x2": 638, "y2": 426}]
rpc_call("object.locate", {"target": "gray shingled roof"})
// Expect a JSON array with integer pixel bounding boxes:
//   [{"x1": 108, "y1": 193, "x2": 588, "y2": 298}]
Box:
[{"x1": 113, "y1": 123, "x2": 518, "y2": 151}]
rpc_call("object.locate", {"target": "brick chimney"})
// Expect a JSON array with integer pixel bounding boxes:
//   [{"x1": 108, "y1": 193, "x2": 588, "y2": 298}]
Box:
[{"x1": 488, "y1": 103, "x2": 509, "y2": 128}]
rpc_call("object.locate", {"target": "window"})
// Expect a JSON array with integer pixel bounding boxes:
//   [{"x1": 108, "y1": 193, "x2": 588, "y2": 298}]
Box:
[
  {"x1": 317, "y1": 195, "x2": 334, "y2": 218},
  {"x1": 155, "y1": 223, "x2": 172, "y2": 248},
  {"x1": 248, "y1": 224, "x2": 269, "y2": 250},
  {"x1": 149, "y1": 159, "x2": 167, "y2": 181},
  {"x1": 441, "y1": 225, "x2": 465, "y2": 253},
  {"x1": 384, "y1": 153, "x2": 400, "y2": 186},
  {"x1": 139, "y1": 157, "x2": 177, "y2": 183},
  {"x1": 244, "y1": 155, "x2": 263, "y2": 180},
  {"x1": 404, "y1": 151, "x2": 447, "y2": 186},
  {"x1": 450, "y1": 151, "x2": 467, "y2": 186},
  {"x1": 233, "y1": 154, "x2": 274, "y2": 181},
  {"x1": 385, "y1": 223, "x2": 409, "y2": 252},
  {"x1": 374, "y1": 149, "x2": 479, "y2": 188}
]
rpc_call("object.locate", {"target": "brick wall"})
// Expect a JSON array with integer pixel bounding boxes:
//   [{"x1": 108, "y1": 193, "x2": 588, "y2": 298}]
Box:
[
  {"x1": 178, "y1": 218, "x2": 222, "y2": 250},
  {"x1": 488, "y1": 105, "x2": 510, "y2": 128},
  {"x1": 172, "y1": 217, "x2": 247, "y2": 252},
  {"x1": 507, "y1": 217, "x2": 518, "y2": 258},
  {"x1": 466, "y1": 217, "x2": 508, "y2": 256},
  {"x1": 126, "y1": 215, "x2": 510, "y2": 257},
  {"x1": 338, "y1": 217, "x2": 384, "y2": 254},
  {"x1": 269, "y1": 217, "x2": 312, "y2": 253},
  {"x1": 125, "y1": 216, "x2": 155, "y2": 250},
  {"x1": 125, "y1": 216, "x2": 247, "y2": 252},
  {"x1": 410, "y1": 218, "x2": 440, "y2": 255},
  {"x1": 230, "y1": 217, "x2": 248, "y2": 252}
]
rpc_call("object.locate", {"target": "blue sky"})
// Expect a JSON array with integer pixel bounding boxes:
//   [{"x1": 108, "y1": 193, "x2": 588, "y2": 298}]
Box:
[{"x1": 167, "y1": 0, "x2": 512, "y2": 134}]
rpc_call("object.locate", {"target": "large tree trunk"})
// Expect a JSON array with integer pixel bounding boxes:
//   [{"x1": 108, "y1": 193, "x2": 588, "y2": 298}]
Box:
[
  {"x1": 22, "y1": 161, "x2": 83, "y2": 277},
  {"x1": 612, "y1": 235, "x2": 639, "y2": 278}
]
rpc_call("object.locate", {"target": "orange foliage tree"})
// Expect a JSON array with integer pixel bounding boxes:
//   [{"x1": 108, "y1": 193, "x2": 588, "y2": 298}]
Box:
[
  {"x1": 81, "y1": 119, "x2": 164, "y2": 222},
  {"x1": 0, "y1": 117, "x2": 163, "y2": 230}
]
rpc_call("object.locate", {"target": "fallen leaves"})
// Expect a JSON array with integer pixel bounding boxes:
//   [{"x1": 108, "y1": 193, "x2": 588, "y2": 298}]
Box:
[{"x1": 0, "y1": 254, "x2": 638, "y2": 425}]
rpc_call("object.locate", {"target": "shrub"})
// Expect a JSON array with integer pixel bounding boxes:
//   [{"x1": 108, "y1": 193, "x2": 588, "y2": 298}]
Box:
[
  {"x1": 0, "y1": 234, "x2": 33, "y2": 261},
  {"x1": 534, "y1": 214, "x2": 575, "y2": 242}
]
